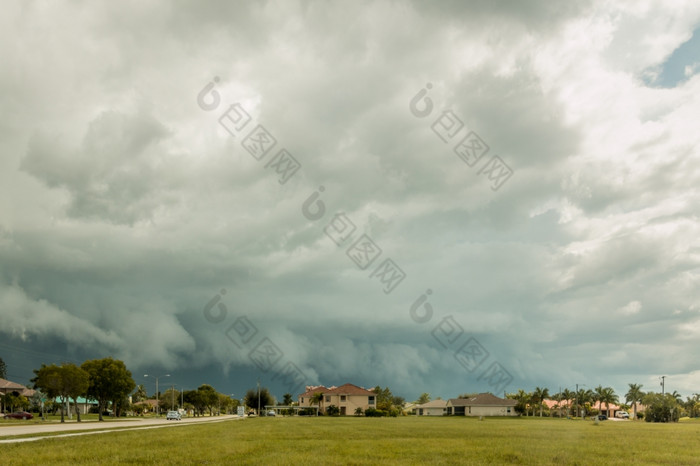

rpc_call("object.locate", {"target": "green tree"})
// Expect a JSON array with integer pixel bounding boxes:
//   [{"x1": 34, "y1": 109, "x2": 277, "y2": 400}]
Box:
[
  {"x1": 183, "y1": 390, "x2": 205, "y2": 416},
  {"x1": 244, "y1": 386, "x2": 274, "y2": 414},
  {"x1": 625, "y1": 384, "x2": 644, "y2": 420},
  {"x1": 416, "y1": 393, "x2": 431, "y2": 404},
  {"x1": 643, "y1": 392, "x2": 680, "y2": 422},
  {"x1": 600, "y1": 387, "x2": 618, "y2": 417},
  {"x1": 81, "y1": 357, "x2": 135, "y2": 421},
  {"x1": 62, "y1": 363, "x2": 90, "y2": 422},
  {"x1": 593, "y1": 385, "x2": 606, "y2": 416},
  {"x1": 132, "y1": 384, "x2": 148, "y2": 403},
  {"x1": 0, "y1": 356, "x2": 7, "y2": 379},
  {"x1": 282, "y1": 393, "x2": 294, "y2": 405},
  {"x1": 159, "y1": 387, "x2": 181, "y2": 412},
  {"x1": 32, "y1": 364, "x2": 65, "y2": 422},
  {"x1": 197, "y1": 385, "x2": 219, "y2": 416},
  {"x1": 532, "y1": 387, "x2": 550, "y2": 417},
  {"x1": 560, "y1": 389, "x2": 575, "y2": 417},
  {"x1": 309, "y1": 392, "x2": 324, "y2": 416},
  {"x1": 575, "y1": 389, "x2": 593, "y2": 417},
  {"x1": 508, "y1": 389, "x2": 531, "y2": 416}
]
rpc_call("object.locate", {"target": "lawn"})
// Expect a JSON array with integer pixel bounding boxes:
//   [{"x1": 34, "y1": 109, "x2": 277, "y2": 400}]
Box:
[{"x1": 2, "y1": 416, "x2": 699, "y2": 465}]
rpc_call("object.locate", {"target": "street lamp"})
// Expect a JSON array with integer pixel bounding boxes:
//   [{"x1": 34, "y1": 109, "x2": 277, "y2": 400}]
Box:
[{"x1": 144, "y1": 374, "x2": 170, "y2": 416}]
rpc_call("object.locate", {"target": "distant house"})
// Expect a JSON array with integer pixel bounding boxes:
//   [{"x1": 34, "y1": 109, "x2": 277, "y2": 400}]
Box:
[
  {"x1": 298, "y1": 383, "x2": 376, "y2": 415},
  {"x1": 55, "y1": 396, "x2": 98, "y2": 415},
  {"x1": 0, "y1": 378, "x2": 36, "y2": 412},
  {"x1": 414, "y1": 399, "x2": 448, "y2": 416},
  {"x1": 447, "y1": 393, "x2": 517, "y2": 417}
]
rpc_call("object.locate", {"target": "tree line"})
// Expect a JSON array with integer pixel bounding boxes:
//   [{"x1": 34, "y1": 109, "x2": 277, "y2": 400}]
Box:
[{"x1": 506, "y1": 383, "x2": 698, "y2": 422}]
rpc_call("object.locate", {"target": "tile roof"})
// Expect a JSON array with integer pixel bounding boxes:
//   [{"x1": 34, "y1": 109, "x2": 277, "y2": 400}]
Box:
[
  {"x1": 447, "y1": 393, "x2": 517, "y2": 407},
  {"x1": 299, "y1": 385, "x2": 329, "y2": 397},
  {"x1": 0, "y1": 378, "x2": 35, "y2": 397},
  {"x1": 299, "y1": 383, "x2": 375, "y2": 397},
  {"x1": 326, "y1": 383, "x2": 374, "y2": 396},
  {"x1": 0, "y1": 378, "x2": 27, "y2": 390}
]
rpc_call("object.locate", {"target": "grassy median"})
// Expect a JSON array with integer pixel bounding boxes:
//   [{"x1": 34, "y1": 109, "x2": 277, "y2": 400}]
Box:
[{"x1": 2, "y1": 416, "x2": 699, "y2": 465}]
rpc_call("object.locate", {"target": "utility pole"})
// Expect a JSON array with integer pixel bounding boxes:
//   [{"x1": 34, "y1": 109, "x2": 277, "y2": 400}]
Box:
[
  {"x1": 144, "y1": 374, "x2": 170, "y2": 416},
  {"x1": 257, "y1": 378, "x2": 261, "y2": 415},
  {"x1": 661, "y1": 376, "x2": 666, "y2": 396}
]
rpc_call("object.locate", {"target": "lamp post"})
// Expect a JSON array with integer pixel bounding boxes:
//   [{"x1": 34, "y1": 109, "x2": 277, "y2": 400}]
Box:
[{"x1": 144, "y1": 374, "x2": 170, "y2": 416}]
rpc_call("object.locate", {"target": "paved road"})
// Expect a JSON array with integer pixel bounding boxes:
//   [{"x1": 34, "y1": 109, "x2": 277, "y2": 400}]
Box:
[{"x1": 0, "y1": 414, "x2": 242, "y2": 444}]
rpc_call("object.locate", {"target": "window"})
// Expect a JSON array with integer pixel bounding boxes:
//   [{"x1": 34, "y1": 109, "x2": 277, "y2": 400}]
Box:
[
  {"x1": 300, "y1": 398, "x2": 303, "y2": 403},
  {"x1": 325, "y1": 396, "x2": 330, "y2": 402},
  {"x1": 507, "y1": 408, "x2": 511, "y2": 413},
  {"x1": 340, "y1": 395, "x2": 346, "y2": 402},
  {"x1": 369, "y1": 396, "x2": 375, "y2": 405}
]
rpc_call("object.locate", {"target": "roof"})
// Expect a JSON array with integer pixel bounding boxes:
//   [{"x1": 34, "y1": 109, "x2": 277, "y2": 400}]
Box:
[
  {"x1": 447, "y1": 393, "x2": 517, "y2": 407},
  {"x1": 299, "y1": 385, "x2": 329, "y2": 397},
  {"x1": 0, "y1": 378, "x2": 35, "y2": 397},
  {"x1": 300, "y1": 383, "x2": 375, "y2": 397},
  {"x1": 0, "y1": 378, "x2": 27, "y2": 390},
  {"x1": 327, "y1": 383, "x2": 375, "y2": 396},
  {"x1": 56, "y1": 396, "x2": 97, "y2": 404},
  {"x1": 416, "y1": 399, "x2": 448, "y2": 409},
  {"x1": 543, "y1": 399, "x2": 573, "y2": 409}
]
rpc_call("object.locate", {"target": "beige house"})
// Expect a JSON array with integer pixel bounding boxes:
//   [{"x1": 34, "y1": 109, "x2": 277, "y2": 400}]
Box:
[
  {"x1": 1, "y1": 378, "x2": 36, "y2": 412},
  {"x1": 298, "y1": 383, "x2": 376, "y2": 415},
  {"x1": 415, "y1": 399, "x2": 448, "y2": 416},
  {"x1": 447, "y1": 393, "x2": 517, "y2": 417}
]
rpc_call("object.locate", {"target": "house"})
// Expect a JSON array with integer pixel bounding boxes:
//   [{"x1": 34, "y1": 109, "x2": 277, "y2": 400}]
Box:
[
  {"x1": 55, "y1": 396, "x2": 98, "y2": 415},
  {"x1": 447, "y1": 393, "x2": 517, "y2": 417},
  {"x1": 298, "y1": 383, "x2": 376, "y2": 415},
  {"x1": 414, "y1": 399, "x2": 448, "y2": 416},
  {"x1": 542, "y1": 399, "x2": 573, "y2": 416},
  {"x1": 0, "y1": 378, "x2": 36, "y2": 412}
]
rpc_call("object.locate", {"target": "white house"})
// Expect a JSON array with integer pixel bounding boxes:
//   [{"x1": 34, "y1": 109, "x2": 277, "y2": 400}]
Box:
[
  {"x1": 415, "y1": 399, "x2": 448, "y2": 416},
  {"x1": 446, "y1": 393, "x2": 517, "y2": 417}
]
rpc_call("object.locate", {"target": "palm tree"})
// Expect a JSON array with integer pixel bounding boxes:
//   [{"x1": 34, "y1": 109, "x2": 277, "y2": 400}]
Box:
[
  {"x1": 625, "y1": 384, "x2": 644, "y2": 420},
  {"x1": 601, "y1": 387, "x2": 618, "y2": 417},
  {"x1": 561, "y1": 389, "x2": 574, "y2": 417},
  {"x1": 576, "y1": 389, "x2": 592, "y2": 417},
  {"x1": 511, "y1": 389, "x2": 531, "y2": 416},
  {"x1": 593, "y1": 385, "x2": 606, "y2": 416},
  {"x1": 684, "y1": 394, "x2": 700, "y2": 418},
  {"x1": 133, "y1": 384, "x2": 148, "y2": 403},
  {"x1": 532, "y1": 387, "x2": 550, "y2": 417},
  {"x1": 310, "y1": 392, "x2": 323, "y2": 416},
  {"x1": 670, "y1": 390, "x2": 683, "y2": 403}
]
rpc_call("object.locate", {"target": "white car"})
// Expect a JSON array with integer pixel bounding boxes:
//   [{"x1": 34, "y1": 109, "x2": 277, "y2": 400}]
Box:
[
  {"x1": 615, "y1": 411, "x2": 629, "y2": 419},
  {"x1": 166, "y1": 410, "x2": 182, "y2": 420}
]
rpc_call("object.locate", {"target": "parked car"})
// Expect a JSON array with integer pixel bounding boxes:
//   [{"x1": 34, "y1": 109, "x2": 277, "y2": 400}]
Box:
[
  {"x1": 267, "y1": 410, "x2": 276, "y2": 417},
  {"x1": 166, "y1": 410, "x2": 181, "y2": 420},
  {"x1": 4, "y1": 411, "x2": 33, "y2": 420},
  {"x1": 615, "y1": 411, "x2": 629, "y2": 419},
  {"x1": 595, "y1": 414, "x2": 607, "y2": 421}
]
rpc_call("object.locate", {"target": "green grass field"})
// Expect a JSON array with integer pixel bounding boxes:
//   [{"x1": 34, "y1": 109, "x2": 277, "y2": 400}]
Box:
[{"x1": 2, "y1": 416, "x2": 699, "y2": 465}]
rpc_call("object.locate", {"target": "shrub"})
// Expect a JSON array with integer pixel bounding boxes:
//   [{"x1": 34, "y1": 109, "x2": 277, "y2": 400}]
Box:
[
  {"x1": 354, "y1": 407, "x2": 363, "y2": 416},
  {"x1": 364, "y1": 408, "x2": 386, "y2": 417},
  {"x1": 326, "y1": 405, "x2": 340, "y2": 416}
]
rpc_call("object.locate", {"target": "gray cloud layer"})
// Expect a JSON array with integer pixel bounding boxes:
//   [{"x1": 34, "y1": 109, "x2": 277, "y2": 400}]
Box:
[{"x1": 1, "y1": 0, "x2": 699, "y2": 399}]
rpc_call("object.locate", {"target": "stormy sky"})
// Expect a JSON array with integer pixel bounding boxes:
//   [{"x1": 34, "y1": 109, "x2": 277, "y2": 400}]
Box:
[{"x1": 1, "y1": 0, "x2": 699, "y2": 402}]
